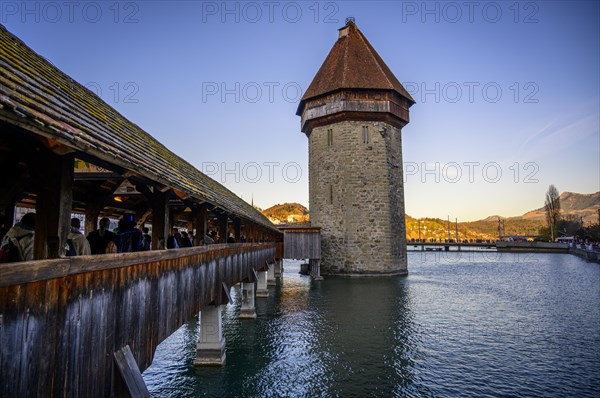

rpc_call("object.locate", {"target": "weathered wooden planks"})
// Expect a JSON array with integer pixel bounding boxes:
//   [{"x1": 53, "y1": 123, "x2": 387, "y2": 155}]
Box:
[
  {"x1": 0, "y1": 243, "x2": 276, "y2": 287},
  {"x1": 283, "y1": 229, "x2": 321, "y2": 259},
  {"x1": 0, "y1": 243, "x2": 276, "y2": 397}
]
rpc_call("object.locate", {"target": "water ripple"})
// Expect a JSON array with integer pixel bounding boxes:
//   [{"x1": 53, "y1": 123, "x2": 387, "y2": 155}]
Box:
[{"x1": 144, "y1": 255, "x2": 600, "y2": 397}]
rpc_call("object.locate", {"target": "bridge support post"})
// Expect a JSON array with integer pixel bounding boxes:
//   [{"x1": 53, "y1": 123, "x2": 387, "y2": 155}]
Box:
[
  {"x1": 309, "y1": 259, "x2": 323, "y2": 280},
  {"x1": 274, "y1": 260, "x2": 283, "y2": 284},
  {"x1": 267, "y1": 263, "x2": 276, "y2": 286},
  {"x1": 239, "y1": 282, "x2": 257, "y2": 319},
  {"x1": 194, "y1": 305, "x2": 226, "y2": 366},
  {"x1": 256, "y1": 271, "x2": 269, "y2": 298}
]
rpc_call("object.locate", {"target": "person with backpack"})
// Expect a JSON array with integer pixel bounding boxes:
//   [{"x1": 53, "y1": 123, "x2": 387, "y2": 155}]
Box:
[
  {"x1": 202, "y1": 231, "x2": 215, "y2": 245},
  {"x1": 86, "y1": 217, "x2": 116, "y2": 254},
  {"x1": 167, "y1": 228, "x2": 182, "y2": 249},
  {"x1": 180, "y1": 231, "x2": 192, "y2": 247},
  {"x1": 114, "y1": 214, "x2": 143, "y2": 253},
  {"x1": 66, "y1": 217, "x2": 91, "y2": 256},
  {"x1": 0, "y1": 212, "x2": 35, "y2": 263}
]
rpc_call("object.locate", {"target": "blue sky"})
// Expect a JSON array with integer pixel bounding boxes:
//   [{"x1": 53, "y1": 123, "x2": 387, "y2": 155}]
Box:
[{"x1": 2, "y1": 0, "x2": 598, "y2": 221}]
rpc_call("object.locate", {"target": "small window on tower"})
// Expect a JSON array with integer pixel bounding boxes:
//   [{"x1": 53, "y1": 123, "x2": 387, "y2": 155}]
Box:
[
  {"x1": 327, "y1": 129, "x2": 333, "y2": 146},
  {"x1": 329, "y1": 184, "x2": 333, "y2": 204},
  {"x1": 362, "y1": 126, "x2": 369, "y2": 144}
]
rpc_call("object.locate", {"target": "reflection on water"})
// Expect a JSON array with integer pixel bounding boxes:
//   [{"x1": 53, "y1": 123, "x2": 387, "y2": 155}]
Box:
[{"x1": 143, "y1": 254, "x2": 600, "y2": 397}]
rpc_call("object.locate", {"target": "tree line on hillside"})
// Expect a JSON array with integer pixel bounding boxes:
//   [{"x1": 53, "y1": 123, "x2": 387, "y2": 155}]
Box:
[
  {"x1": 540, "y1": 185, "x2": 600, "y2": 242},
  {"x1": 262, "y1": 203, "x2": 309, "y2": 223},
  {"x1": 265, "y1": 190, "x2": 599, "y2": 241}
]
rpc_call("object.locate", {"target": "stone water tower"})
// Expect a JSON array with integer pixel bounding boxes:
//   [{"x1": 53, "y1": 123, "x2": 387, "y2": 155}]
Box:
[{"x1": 297, "y1": 19, "x2": 415, "y2": 276}]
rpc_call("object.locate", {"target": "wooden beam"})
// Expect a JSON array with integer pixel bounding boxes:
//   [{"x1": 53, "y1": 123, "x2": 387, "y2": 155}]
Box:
[
  {"x1": 73, "y1": 172, "x2": 122, "y2": 181},
  {"x1": 136, "y1": 208, "x2": 152, "y2": 229},
  {"x1": 217, "y1": 212, "x2": 228, "y2": 243},
  {"x1": 40, "y1": 136, "x2": 76, "y2": 156},
  {"x1": 233, "y1": 218, "x2": 242, "y2": 243},
  {"x1": 121, "y1": 170, "x2": 138, "y2": 179},
  {"x1": 73, "y1": 151, "x2": 127, "y2": 176},
  {"x1": 156, "y1": 183, "x2": 171, "y2": 193},
  {"x1": 221, "y1": 282, "x2": 232, "y2": 305},
  {"x1": 113, "y1": 345, "x2": 150, "y2": 398},
  {"x1": 0, "y1": 160, "x2": 26, "y2": 238},
  {"x1": 131, "y1": 180, "x2": 155, "y2": 201},
  {"x1": 0, "y1": 166, "x2": 29, "y2": 212},
  {"x1": 34, "y1": 151, "x2": 73, "y2": 259},
  {"x1": 84, "y1": 182, "x2": 123, "y2": 235},
  {"x1": 172, "y1": 189, "x2": 188, "y2": 200},
  {"x1": 251, "y1": 224, "x2": 258, "y2": 243},
  {"x1": 0, "y1": 203, "x2": 15, "y2": 242},
  {"x1": 151, "y1": 191, "x2": 169, "y2": 250},
  {"x1": 193, "y1": 203, "x2": 210, "y2": 243},
  {"x1": 0, "y1": 243, "x2": 276, "y2": 286},
  {"x1": 245, "y1": 223, "x2": 253, "y2": 243}
]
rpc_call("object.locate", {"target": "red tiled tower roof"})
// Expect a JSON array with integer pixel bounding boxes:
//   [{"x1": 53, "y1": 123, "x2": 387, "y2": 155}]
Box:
[{"x1": 297, "y1": 20, "x2": 414, "y2": 116}]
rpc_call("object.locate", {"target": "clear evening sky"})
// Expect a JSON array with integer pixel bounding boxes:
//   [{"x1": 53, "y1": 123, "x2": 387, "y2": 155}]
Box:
[{"x1": 2, "y1": 1, "x2": 598, "y2": 221}]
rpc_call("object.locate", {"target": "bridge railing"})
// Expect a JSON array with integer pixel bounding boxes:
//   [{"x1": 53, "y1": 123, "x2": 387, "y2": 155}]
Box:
[{"x1": 0, "y1": 243, "x2": 276, "y2": 397}]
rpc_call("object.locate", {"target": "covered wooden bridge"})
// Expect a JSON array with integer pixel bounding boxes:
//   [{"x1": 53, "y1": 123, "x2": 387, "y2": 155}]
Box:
[{"x1": 0, "y1": 24, "x2": 282, "y2": 396}]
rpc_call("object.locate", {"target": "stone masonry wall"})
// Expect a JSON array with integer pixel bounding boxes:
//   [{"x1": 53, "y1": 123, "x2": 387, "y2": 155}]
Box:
[{"x1": 309, "y1": 120, "x2": 407, "y2": 275}]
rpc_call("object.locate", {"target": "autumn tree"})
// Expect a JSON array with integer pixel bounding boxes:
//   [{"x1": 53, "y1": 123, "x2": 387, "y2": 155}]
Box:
[{"x1": 544, "y1": 184, "x2": 561, "y2": 241}]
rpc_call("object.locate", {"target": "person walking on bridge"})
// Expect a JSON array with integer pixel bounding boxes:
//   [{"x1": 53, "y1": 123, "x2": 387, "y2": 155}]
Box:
[
  {"x1": 86, "y1": 217, "x2": 116, "y2": 254},
  {"x1": 114, "y1": 215, "x2": 143, "y2": 253},
  {"x1": 67, "y1": 217, "x2": 91, "y2": 256},
  {"x1": 0, "y1": 212, "x2": 35, "y2": 262}
]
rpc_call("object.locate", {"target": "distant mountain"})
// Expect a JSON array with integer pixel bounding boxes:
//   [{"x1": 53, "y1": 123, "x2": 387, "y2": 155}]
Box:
[
  {"x1": 519, "y1": 191, "x2": 600, "y2": 222},
  {"x1": 481, "y1": 215, "x2": 506, "y2": 222},
  {"x1": 406, "y1": 191, "x2": 599, "y2": 240},
  {"x1": 262, "y1": 203, "x2": 309, "y2": 225}
]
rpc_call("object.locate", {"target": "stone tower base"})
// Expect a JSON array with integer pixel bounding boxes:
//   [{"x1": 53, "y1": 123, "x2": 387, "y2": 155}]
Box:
[{"x1": 309, "y1": 121, "x2": 408, "y2": 277}]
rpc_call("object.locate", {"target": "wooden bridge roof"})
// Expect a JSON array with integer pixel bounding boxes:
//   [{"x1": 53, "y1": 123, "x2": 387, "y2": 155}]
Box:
[
  {"x1": 297, "y1": 20, "x2": 415, "y2": 115},
  {"x1": 0, "y1": 24, "x2": 276, "y2": 231}
]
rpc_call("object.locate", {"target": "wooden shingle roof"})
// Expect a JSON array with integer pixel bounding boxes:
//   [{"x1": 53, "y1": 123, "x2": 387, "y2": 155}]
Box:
[
  {"x1": 297, "y1": 20, "x2": 415, "y2": 115},
  {"x1": 0, "y1": 24, "x2": 276, "y2": 231}
]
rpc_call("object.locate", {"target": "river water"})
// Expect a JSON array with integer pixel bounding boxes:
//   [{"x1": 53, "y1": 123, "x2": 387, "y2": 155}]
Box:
[{"x1": 143, "y1": 252, "x2": 600, "y2": 397}]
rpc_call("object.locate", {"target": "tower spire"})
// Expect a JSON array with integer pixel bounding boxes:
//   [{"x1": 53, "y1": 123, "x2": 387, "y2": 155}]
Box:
[{"x1": 297, "y1": 20, "x2": 414, "y2": 134}]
